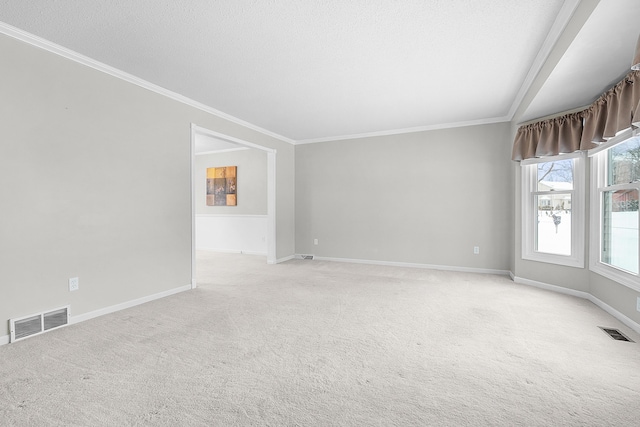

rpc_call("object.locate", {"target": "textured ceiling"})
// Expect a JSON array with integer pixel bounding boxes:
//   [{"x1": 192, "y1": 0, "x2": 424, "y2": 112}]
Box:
[
  {"x1": 520, "y1": 0, "x2": 640, "y2": 123},
  {"x1": 0, "y1": 1, "x2": 637, "y2": 143}
]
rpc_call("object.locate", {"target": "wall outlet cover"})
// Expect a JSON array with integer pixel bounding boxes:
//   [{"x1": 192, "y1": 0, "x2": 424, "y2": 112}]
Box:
[{"x1": 69, "y1": 277, "x2": 79, "y2": 292}]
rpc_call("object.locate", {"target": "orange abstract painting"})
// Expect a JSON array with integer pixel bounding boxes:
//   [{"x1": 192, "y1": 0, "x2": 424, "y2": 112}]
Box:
[{"x1": 206, "y1": 166, "x2": 237, "y2": 206}]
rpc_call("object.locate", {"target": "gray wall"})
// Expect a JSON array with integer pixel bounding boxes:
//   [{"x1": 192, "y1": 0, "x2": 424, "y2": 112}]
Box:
[
  {"x1": 295, "y1": 123, "x2": 514, "y2": 271},
  {"x1": 195, "y1": 150, "x2": 267, "y2": 215},
  {"x1": 0, "y1": 33, "x2": 295, "y2": 336},
  {"x1": 590, "y1": 273, "x2": 640, "y2": 325}
]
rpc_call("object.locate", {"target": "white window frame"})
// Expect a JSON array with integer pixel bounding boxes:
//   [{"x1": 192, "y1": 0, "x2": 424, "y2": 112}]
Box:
[
  {"x1": 521, "y1": 152, "x2": 585, "y2": 268},
  {"x1": 589, "y1": 129, "x2": 640, "y2": 292}
]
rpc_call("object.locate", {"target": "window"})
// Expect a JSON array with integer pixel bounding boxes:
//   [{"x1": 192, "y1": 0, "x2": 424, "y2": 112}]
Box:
[
  {"x1": 521, "y1": 153, "x2": 585, "y2": 267},
  {"x1": 590, "y1": 133, "x2": 640, "y2": 291}
]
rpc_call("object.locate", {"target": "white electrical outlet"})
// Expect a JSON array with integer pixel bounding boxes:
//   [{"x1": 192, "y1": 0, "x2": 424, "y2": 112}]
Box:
[
  {"x1": 314, "y1": 238, "x2": 318, "y2": 245},
  {"x1": 637, "y1": 297, "x2": 640, "y2": 312},
  {"x1": 473, "y1": 246, "x2": 480, "y2": 255},
  {"x1": 69, "y1": 277, "x2": 79, "y2": 292}
]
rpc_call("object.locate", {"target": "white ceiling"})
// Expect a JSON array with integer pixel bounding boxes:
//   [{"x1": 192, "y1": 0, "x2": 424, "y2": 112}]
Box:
[
  {"x1": 0, "y1": 0, "x2": 638, "y2": 143},
  {"x1": 520, "y1": 0, "x2": 640, "y2": 123}
]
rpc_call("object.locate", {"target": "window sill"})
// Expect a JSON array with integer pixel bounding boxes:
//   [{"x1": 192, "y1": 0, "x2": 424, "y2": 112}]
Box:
[{"x1": 522, "y1": 252, "x2": 584, "y2": 269}]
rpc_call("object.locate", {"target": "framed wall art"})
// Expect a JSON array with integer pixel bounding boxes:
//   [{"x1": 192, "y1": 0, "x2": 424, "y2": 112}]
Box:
[{"x1": 206, "y1": 166, "x2": 237, "y2": 206}]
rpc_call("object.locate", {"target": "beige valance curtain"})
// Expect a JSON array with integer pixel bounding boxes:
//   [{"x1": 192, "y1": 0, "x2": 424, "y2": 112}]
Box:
[{"x1": 512, "y1": 70, "x2": 640, "y2": 161}]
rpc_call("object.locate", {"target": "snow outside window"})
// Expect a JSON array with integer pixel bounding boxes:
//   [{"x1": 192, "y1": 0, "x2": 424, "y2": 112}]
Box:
[
  {"x1": 521, "y1": 153, "x2": 585, "y2": 268},
  {"x1": 590, "y1": 133, "x2": 640, "y2": 292}
]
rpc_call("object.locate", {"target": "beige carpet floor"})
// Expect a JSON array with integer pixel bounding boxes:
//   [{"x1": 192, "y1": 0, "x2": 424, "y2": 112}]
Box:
[{"x1": 1, "y1": 251, "x2": 639, "y2": 426}]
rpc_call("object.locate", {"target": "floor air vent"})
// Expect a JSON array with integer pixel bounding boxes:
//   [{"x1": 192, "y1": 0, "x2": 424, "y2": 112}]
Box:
[
  {"x1": 599, "y1": 327, "x2": 634, "y2": 342},
  {"x1": 302, "y1": 255, "x2": 314, "y2": 260},
  {"x1": 10, "y1": 306, "x2": 70, "y2": 343}
]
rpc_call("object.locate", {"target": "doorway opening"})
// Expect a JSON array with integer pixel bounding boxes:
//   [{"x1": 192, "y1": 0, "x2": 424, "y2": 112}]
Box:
[{"x1": 190, "y1": 124, "x2": 276, "y2": 288}]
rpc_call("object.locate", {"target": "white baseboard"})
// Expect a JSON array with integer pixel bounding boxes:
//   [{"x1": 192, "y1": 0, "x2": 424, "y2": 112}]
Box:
[
  {"x1": 197, "y1": 247, "x2": 267, "y2": 256},
  {"x1": 70, "y1": 284, "x2": 192, "y2": 325},
  {"x1": 271, "y1": 254, "x2": 295, "y2": 265},
  {"x1": 0, "y1": 284, "x2": 192, "y2": 347},
  {"x1": 512, "y1": 275, "x2": 640, "y2": 335},
  {"x1": 301, "y1": 255, "x2": 510, "y2": 276},
  {"x1": 587, "y1": 295, "x2": 640, "y2": 335},
  {"x1": 512, "y1": 275, "x2": 591, "y2": 299},
  {"x1": 195, "y1": 214, "x2": 268, "y2": 218}
]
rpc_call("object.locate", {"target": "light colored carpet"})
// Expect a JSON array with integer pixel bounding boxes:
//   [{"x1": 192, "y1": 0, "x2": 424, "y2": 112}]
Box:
[{"x1": 1, "y1": 251, "x2": 639, "y2": 426}]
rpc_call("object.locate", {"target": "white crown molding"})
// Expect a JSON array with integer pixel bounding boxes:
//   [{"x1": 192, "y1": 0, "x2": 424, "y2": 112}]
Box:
[
  {"x1": 294, "y1": 116, "x2": 510, "y2": 145},
  {"x1": 0, "y1": 22, "x2": 296, "y2": 145},
  {"x1": 506, "y1": 0, "x2": 582, "y2": 120},
  {"x1": 0, "y1": 6, "x2": 582, "y2": 148}
]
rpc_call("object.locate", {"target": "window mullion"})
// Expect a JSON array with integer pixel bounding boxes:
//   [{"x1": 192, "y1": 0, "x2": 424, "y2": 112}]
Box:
[{"x1": 532, "y1": 190, "x2": 573, "y2": 196}]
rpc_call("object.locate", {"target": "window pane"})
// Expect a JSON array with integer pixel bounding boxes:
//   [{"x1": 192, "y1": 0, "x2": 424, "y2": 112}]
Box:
[
  {"x1": 537, "y1": 159, "x2": 573, "y2": 191},
  {"x1": 608, "y1": 136, "x2": 640, "y2": 185},
  {"x1": 602, "y1": 189, "x2": 639, "y2": 274},
  {"x1": 535, "y1": 194, "x2": 571, "y2": 255}
]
